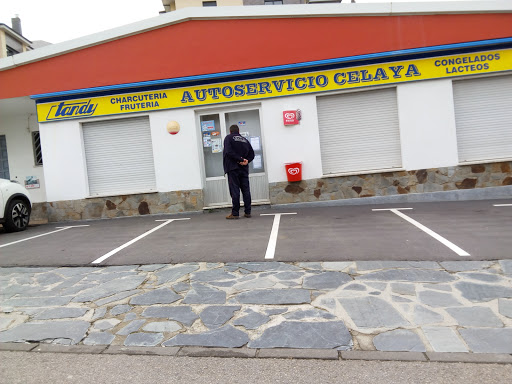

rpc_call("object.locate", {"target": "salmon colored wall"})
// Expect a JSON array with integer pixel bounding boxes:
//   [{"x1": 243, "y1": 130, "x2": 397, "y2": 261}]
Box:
[{"x1": 1, "y1": 14, "x2": 512, "y2": 99}]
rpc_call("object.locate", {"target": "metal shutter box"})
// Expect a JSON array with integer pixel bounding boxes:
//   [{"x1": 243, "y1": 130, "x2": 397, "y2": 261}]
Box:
[
  {"x1": 453, "y1": 75, "x2": 512, "y2": 163},
  {"x1": 317, "y1": 88, "x2": 402, "y2": 175},
  {"x1": 83, "y1": 116, "x2": 156, "y2": 196}
]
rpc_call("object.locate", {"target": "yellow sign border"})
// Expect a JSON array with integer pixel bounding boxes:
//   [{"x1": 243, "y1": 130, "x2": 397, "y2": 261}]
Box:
[{"x1": 36, "y1": 49, "x2": 512, "y2": 123}]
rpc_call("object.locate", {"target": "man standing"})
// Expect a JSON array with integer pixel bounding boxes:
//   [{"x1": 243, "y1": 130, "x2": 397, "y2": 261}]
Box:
[{"x1": 223, "y1": 124, "x2": 255, "y2": 219}]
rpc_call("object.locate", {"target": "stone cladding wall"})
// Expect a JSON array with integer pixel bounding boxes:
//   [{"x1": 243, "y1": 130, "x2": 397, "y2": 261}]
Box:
[
  {"x1": 39, "y1": 190, "x2": 203, "y2": 223},
  {"x1": 27, "y1": 162, "x2": 510, "y2": 223},
  {"x1": 269, "y1": 162, "x2": 512, "y2": 205}
]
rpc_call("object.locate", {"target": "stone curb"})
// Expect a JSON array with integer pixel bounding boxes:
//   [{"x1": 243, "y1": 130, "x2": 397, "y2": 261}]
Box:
[
  {"x1": 258, "y1": 348, "x2": 339, "y2": 360},
  {"x1": 275, "y1": 185, "x2": 512, "y2": 209},
  {"x1": 178, "y1": 346, "x2": 256, "y2": 358},
  {"x1": 0, "y1": 342, "x2": 38, "y2": 352},
  {"x1": 103, "y1": 346, "x2": 180, "y2": 356},
  {"x1": 33, "y1": 344, "x2": 107, "y2": 354},
  {"x1": 341, "y1": 351, "x2": 428, "y2": 362},
  {"x1": 426, "y1": 352, "x2": 512, "y2": 364},
  {"x1": 2, "y1": 343, "x2": 512, "y2": 364}
]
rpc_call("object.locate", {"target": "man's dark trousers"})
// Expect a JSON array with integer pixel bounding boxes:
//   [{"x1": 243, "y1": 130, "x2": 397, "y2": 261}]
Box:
[{"x1": 227, "y1": 168, "x2": 251, "y2": 217}]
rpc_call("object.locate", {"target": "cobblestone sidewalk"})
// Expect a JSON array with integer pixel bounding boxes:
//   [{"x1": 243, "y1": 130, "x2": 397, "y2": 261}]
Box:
[{"x1": 1, "y1": 260, "x2": 511, "y2": 354}]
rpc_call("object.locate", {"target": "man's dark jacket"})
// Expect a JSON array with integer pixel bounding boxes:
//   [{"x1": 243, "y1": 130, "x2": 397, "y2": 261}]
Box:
[{"x1": 223, "y1": 133, "x2": 255, "y2": 174}]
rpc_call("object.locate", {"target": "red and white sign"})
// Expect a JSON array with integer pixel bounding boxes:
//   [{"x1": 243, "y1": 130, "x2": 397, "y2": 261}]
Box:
[{"x1": 283, "y1": 110, "x2": 299, "y2": 125}]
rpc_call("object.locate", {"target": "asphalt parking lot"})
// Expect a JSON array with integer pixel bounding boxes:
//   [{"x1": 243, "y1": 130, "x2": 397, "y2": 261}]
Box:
[{"x1": 0, "y1": 200, "x2": 511, "y2": 267}]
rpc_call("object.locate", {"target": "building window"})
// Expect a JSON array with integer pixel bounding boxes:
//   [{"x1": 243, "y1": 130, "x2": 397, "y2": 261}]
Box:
[
  {"x1": 265, "y1": 1, "x2": 284, "y2": 4},
  {"x1": 32, "y1": 131, "x2": 43, "y2": 165},
  {"x1": 202, "y1": 1, "x2": 217, "y2": 6},
  {"x1": 6, "y1": 46, "x2": 19, "y2": 57}
]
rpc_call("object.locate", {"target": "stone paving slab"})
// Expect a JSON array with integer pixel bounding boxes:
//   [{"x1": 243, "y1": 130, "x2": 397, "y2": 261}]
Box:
[
  {"x1": 422, "y1": 327, "x2": 468, "y2": 353},
  {"x1": 1, "y1": 260, "x2": 511, "y2": 356}
]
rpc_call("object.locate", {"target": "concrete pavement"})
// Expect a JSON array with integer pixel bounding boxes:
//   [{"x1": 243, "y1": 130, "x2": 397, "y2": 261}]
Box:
[
  {"x1": 1, "y1": 351, "x2": 512, "y2": 384},
  {"x1": 1, "y1": 260, "x2": 511, "y2": 359},
  {"x1": 2, "y1": 199, "x2": 512, "y2": 266}
]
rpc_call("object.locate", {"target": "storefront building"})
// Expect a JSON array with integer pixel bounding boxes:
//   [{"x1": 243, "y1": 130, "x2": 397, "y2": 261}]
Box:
[{"x1": 0, "y1": 2, "x2": 511, "y2": 222}]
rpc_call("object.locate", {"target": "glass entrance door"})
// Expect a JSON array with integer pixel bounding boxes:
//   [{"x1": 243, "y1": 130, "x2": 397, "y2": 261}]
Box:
[
  {"x1": 199, "y1": 108, "x2": 269, "y2": 207},
  {"x1": 200, "y1": 113, "x2": 228, "y2": 206}
]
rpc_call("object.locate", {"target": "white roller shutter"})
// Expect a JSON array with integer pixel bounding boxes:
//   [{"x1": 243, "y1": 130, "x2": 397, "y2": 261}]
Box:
[
  {"x1": 317, "y1": 88, "x2": 402, "y2": 175},
  {"x1": 83, "y1": 116, "x2": 156, "y2": 196},
  {"x1": 453, "y1": 75, "x2": 512, "y2": 163}
]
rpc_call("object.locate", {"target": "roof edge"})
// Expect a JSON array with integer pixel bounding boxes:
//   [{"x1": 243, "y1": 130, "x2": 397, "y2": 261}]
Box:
[
  {"x1": 0, "y1": 24, "x2": 32, "y2": 45},
  {"x1": 1, "y1": 1, "x2": 511, "y2": 72},
  {"x1": 31, "y1": 37, "x2": 512, "y2": 101}
]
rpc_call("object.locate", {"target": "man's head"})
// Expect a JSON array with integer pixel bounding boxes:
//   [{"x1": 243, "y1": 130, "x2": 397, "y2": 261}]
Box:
[{"x1": 229, "y1": 124, "x2": 240, "y2": 134}]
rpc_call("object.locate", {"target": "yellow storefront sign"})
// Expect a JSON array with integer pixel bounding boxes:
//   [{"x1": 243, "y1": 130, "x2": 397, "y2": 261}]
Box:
[{"x1": 36, "y1": 49, "x2": 512, "y2": 123}]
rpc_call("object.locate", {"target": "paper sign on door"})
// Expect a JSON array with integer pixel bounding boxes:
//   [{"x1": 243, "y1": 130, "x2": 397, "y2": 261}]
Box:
[
  {"x1": 201, "y1": 120, "x2": 215, "y2": 132},
  {"x1": 253, "y1": 155, "x2": 262, "y2": 169},
  {"x1": 211, "y1": 138, "x2": 222, "y2": 153},
  {"x1": 203, "y1": 134, "x2": 212, "y2": 147},
  {"x1": 250, "y1": 136, "x2": 261, "y2": 151}
]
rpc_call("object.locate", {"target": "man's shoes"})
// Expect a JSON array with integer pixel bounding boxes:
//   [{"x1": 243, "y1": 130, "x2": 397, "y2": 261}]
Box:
[
  {"x1": 244, "y1": 213, "x2": 251, "y2": 218},
  {"x1": 226, "y1": 214, "x2": 239, "y2": 220}
]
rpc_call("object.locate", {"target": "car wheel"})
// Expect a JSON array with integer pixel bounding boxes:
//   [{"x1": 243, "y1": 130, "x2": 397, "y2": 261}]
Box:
[{"x1": 4, "y1": 199, "x2": 31, "y2": 232}]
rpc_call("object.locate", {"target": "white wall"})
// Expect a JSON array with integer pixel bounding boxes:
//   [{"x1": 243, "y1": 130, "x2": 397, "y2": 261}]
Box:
[
  {"x1": 150, "y1": 108, "x2": 203, "y2": 191},
  {"x1": 39, "y1": 78, "x2": 466, "y2": 202},
  {"x1": 40, "y1": 119, "x2": 89, "y2": 201},
  {"x1": 40, "y1": 110, "x2": 204, "y2": 202},
  {"x1": 0, "y1": 112, "x2": 46, "y2": 203},
  {"x1": 397, "y1": 79, "x2": 459, "y2": 170},
  {"x1": 261, "y1": 81, "x2": 462, "y2": 184},
  {"x1": 261, "y1": 95, "x2": 324, "y2": 183}
]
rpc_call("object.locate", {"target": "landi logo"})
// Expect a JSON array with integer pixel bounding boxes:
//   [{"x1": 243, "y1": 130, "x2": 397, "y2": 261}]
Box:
[{"x1": 46, "y1": 100, "x2": 98, "y2": 120}]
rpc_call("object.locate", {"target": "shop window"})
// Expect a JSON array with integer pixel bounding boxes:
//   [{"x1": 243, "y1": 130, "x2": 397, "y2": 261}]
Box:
[
  {"x1": 203, "y1": 1, "x2": 217, "y2": 6},
  {"x1": 32, "y1": 131, "x2": 43, "y2": 166},
  {"x1": 265, "y1": 1, "x2": 284, "y2": 4},
  {"x1": 0, "y1": 135, "x2": 9, "y2": 179},
  {"x1": 6, "y1": 46, "x2": 19, "y2": 57}
]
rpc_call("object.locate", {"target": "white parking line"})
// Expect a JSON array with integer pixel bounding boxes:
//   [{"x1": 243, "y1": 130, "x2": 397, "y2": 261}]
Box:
[
  {"x1": 260, "y1": 213, "x2": 297, "y2": 260},
  {"x1": 91, "y1": 218, "x2": 190, "y2": 264},
  {"x1": 494, "y1": 204, "x2": 512, "y2": 207},
  {"x1": 0, "y1": 225, "x2": 90, "y2": 248},
  {"x1": 372, "y1": 208, "x2": 470, "y2": 257}
]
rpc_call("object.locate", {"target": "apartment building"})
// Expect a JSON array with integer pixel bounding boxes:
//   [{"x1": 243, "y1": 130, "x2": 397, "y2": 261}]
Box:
[
  {"x1": 0, "y1": 16, "x2": 32, "y2": 58},
  {"x1": 160, "y1": 0, "x2": 343, "y2": 12}
]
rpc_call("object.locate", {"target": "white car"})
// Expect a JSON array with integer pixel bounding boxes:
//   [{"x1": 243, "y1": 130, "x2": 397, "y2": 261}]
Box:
[{"x1": 0, "y1": 178, "x2": 32, "y2": 232}]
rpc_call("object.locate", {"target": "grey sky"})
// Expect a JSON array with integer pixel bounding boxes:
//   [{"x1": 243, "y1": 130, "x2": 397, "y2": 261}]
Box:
[
  {"x1": 0, "y1": 0, "x2": 484, "y2": 44},
  {"x1": 0, "y1": 0, "x2": 163, "y2": 43}
]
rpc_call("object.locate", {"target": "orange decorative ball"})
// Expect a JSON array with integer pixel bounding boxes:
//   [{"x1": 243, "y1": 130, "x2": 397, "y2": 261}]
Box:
[{"x1": 166, "y1": 121, "x2": 180, "y2": 135}]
